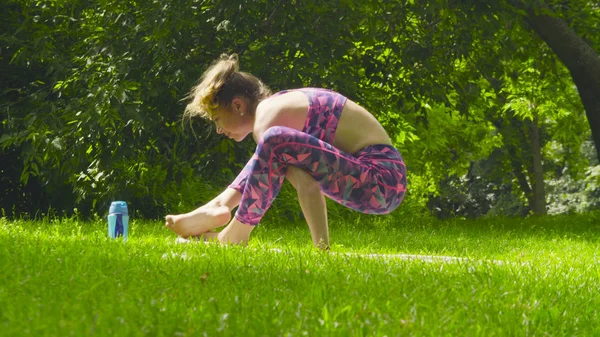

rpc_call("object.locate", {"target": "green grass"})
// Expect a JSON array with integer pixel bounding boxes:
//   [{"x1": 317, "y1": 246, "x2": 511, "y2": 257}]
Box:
[{"x1": 1, "y1": 213, "x2": 599, "y2": 336}]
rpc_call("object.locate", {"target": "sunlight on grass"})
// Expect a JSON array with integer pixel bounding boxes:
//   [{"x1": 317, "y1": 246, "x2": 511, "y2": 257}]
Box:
[{"x1": 0, "y1": 214, "x2": 599, "y2": 336}]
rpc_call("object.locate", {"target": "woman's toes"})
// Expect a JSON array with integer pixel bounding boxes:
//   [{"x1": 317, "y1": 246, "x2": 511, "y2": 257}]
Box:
[{"x1": 165, "y1": 215, "x2": 174, "y2": 228}]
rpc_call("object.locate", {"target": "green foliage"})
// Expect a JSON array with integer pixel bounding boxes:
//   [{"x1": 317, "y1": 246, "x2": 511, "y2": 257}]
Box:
[
  {"x1": 546, "y1": 141, "x2": 600, "y2": 214},
  {"x1": 1, "y1": 0, "x2": 240, "y2": 217},
  {"x1": 1, "y1": 0, "x2": 598, "y2": 220}
]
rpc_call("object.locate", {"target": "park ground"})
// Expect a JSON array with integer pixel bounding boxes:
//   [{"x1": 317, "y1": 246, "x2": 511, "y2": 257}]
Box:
[{"x1": 1, "y1": 213, "x2": 599, "y2": 336}]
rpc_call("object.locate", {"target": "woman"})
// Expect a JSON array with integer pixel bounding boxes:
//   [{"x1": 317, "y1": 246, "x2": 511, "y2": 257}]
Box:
[{"x1": 165, "y1": 53, "x2": 406, "y2": 249}]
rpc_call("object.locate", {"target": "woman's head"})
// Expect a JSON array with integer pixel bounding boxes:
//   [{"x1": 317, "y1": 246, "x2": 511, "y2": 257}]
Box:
[{"x1": 184, "y1": 53, "x2": 271, "y2": 124}]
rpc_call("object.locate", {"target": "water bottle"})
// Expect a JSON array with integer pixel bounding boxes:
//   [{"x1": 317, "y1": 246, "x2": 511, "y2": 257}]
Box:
[{"x1": 108, "y1": 201, "x2": 129, "y2": 241}]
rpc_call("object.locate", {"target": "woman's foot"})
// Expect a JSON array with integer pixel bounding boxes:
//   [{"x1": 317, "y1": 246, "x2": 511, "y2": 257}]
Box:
[
  {"x1": 217, "y1": 218, "x2": 255, "y2": 245},
  {"x1": 165, "y1": 205, "x2": 231, "y2": 238},
  {"x1": 175, "y1": 231, "x2": 220, "y2": 244}
]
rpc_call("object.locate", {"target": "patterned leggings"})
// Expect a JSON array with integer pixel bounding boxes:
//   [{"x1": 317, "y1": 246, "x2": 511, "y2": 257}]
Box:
[{"x1": 229, "y1": 126, "x2": 407, "y2": 225}]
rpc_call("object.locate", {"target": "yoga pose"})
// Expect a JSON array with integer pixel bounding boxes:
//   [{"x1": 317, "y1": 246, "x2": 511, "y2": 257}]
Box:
[{"x1": 165, "y1": 54, "x2": 407, "y2": 249}]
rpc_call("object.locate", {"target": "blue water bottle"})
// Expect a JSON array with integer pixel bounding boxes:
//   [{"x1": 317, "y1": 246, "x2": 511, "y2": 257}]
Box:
[{"x1": 108, "y1": 201, "x2": 129, "y2": 241}]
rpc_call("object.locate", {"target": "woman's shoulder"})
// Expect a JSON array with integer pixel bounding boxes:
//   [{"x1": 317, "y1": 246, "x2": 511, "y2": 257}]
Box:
[
  {"x1": 258, "y1": 89, "x2": 308, "y2": 112},
  {"x1": 259, "y1": 87, "x2": 347, "y2": 116},
  {"x1": 273, "y1": 87, "x2": 344, "y2": 96},
  {"x1": 253, "y1": 90, "x2": 310, "y2": 138}
]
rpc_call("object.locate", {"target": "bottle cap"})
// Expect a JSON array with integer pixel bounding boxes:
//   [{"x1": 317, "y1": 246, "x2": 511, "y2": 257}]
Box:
[{"x1": 109, "y1": 201, "x2": 129, "y2": 215}]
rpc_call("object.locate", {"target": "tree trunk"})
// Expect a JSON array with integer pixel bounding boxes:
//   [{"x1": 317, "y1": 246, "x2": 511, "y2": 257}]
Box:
[
  {"x1": 509, "y1": 149, "x2": 534, "y2": 210},
  {"x1": 525, "y1": 6, "x2": 600, "y2": 161},
  {"x1": 527, "y1": 113, "x2": 547, "y2": 215},
  {"x1": 494, "y1": 113, "x2": 534, "y2": 212},
  {"x1": 484, "y1": 91, "x2": 535, "y2": 214}
]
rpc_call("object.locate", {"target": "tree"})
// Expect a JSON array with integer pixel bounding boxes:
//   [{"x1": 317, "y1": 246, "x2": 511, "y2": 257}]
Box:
[
  {"x1": 1, "y1": 0, "x2": 596, "y2": 219},
  {"x1": 523, "y1": 1, "x2": 600, "y2": 161}
]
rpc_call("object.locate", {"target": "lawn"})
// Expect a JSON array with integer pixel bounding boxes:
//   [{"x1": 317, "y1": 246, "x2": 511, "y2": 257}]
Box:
[{"x1": 1, "y1": 213, "x2": 599, "y2": 336}]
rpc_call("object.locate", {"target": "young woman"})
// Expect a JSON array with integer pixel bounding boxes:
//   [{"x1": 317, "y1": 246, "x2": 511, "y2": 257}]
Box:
[{"x1": 165, "y1": 53, "x2": 406, "y2": 249}]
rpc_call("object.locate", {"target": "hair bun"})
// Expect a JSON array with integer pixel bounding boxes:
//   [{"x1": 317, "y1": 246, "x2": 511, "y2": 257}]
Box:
[
  {"x1": 219, "y1": 53, "x2": 239, "y2": 71},
  {"x1": 184, "y1": 52, "x2": 270, "y2": 121}
]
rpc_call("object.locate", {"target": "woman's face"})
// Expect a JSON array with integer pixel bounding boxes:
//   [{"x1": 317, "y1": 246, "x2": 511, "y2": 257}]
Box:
[{"x1": 212, "y1": 97, "x2": 253, "y2": 142}]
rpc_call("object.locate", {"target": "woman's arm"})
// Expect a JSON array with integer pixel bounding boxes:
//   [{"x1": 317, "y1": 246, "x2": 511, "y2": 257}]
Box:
[
  {"x1": 286, "y1": 167, "x2": 330, "y2": 250},
  {"x1": 297, "y1": 186, "x2": 329, "y2": 250}
]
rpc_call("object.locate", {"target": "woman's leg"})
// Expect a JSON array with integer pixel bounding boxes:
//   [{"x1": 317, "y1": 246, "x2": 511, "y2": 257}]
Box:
[
  {"x1": 165, "y1": 150, "x2": 263, "y2": 238},
  {"x1": 234, "y1": 126, "x2": 406, "y2": 226},
  {"x1": 165, "y1": 187, "x2": 241, "y2": 237}
]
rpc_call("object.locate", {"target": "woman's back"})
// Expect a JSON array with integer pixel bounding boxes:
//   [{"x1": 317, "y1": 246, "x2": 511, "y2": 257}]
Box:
[{"x1": 256, "y1": 88, "x2": 392, "y2": 155}]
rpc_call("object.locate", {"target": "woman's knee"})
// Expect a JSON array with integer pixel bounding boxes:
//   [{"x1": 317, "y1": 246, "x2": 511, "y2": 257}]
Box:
[{"x1": 259, "y1": 126, "x2": 295, "y2": 145}]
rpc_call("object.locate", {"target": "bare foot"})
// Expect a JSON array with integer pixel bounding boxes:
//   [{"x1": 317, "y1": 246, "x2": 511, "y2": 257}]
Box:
[
  {"x1": 217, "y1": 218, "x2": 254, "y2": 245},
  {"x1": 175, "y1": 231, "x2": 220, "y2": 244},
  {"x1": 165, "y1": 205, "x2": 231, "y2": 238}
]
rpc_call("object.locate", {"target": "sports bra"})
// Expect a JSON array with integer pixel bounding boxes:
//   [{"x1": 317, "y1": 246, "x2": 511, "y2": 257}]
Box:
[{"x1": 272, "y1": 88, "x2": 347, "y2": 144}]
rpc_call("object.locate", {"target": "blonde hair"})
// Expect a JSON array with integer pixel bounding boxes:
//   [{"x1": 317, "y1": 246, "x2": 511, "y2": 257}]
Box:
[{"x1": 184, "y1": 53, "x2": 272, "y2": 121}]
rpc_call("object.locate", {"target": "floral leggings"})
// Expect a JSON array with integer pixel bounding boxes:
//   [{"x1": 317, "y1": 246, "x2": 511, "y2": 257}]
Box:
[{"x1": 229, "y1": 126, "x2": 407, "y2": 225}]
